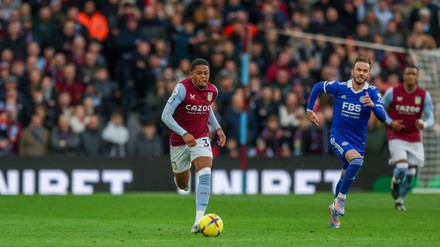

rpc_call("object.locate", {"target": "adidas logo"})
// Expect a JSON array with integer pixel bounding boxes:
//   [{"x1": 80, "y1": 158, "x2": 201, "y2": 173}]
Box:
[{"x1": 340, "y1": 95, "x2": 346, "y2": 99}]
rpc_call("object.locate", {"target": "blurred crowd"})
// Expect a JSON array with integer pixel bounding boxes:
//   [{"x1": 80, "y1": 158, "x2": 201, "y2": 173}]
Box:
[{"x1": 0, "y1": 0, "x2": 439, "y2": 158}]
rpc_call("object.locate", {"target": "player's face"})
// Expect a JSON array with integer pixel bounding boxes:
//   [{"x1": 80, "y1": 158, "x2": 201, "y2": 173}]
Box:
[
  {"x1": 191, "y1": 65, "x2": 210, "y2": 88},
  {"x1": 351, "y1": 62, "x2": 370, "y2": 85},
  {"x1": 403, "y1": 67, "x2": 418, "y2": 87}
]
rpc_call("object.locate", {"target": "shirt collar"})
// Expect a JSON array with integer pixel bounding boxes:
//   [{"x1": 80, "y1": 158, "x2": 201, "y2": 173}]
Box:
[{"x1": 347, "y1": 79, "x2": 369, "y2": 91}]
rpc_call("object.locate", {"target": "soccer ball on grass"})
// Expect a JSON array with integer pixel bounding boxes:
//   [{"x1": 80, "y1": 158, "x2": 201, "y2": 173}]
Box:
[{"x1": 199, "y1": 213, "x2": 223, "y2": 237}]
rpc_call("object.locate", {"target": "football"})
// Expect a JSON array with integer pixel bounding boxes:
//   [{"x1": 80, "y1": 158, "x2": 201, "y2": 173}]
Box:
[{"x1": 199, "y1": 213, "x2": 224, "y2": 237}]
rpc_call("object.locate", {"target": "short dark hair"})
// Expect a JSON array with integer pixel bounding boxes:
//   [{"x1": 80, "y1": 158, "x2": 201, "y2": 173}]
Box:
[
  {"x1": 352, "y1": 56, "x2": 372, "y2": 70},
  {"x1": 190, "y1": 58, "x2": 210, "y2": 71},
  {"x1": 405, "y1": 65, "x2": 419, "y2": 72}
]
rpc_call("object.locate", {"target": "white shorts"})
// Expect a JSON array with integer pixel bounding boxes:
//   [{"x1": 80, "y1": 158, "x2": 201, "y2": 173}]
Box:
[
  {"x1": 388, "y1": 139, "x2": 424, "y2": 167},
  {"x1": 170, "y1": 137, "x2": 213, "y2": 173}
]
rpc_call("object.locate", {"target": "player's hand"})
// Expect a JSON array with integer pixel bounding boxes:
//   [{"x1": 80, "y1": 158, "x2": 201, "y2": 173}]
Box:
[
  {"x1": 415, "y1": 119, "x2": 425, "y2": 130},
  {"x1": 390, "y1": 120, "x2": 405, "y2": 131},
  {"x1": 307, "y1": 110, "x2": 320, "y2": 126},
  {"x1": 363, "y1": 92, "x2": 375, "y2": 107},
  {"x1": 216, "y1": 128, "x2": 227, "y2": 147},
  {"x1": 182, "y1": 133, "x2": 196, "y2": 147}
]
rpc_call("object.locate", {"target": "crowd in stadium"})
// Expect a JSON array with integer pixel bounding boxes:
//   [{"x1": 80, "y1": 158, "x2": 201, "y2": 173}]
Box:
[{"x1": 0, "y1": 0, "x2": 438, "y2": 157}]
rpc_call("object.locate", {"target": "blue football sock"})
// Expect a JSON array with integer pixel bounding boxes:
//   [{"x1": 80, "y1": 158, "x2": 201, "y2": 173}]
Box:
[
  {"x1": 335, "y1": 179, "x2": 342, "y2": 198},
  {"x1": 399, "y1": 168, "x2": 416, "y2": 199},
  {"x1": 339, "y1": 158, "x2": 363, "y2": 195},
  {"x1": 195, "y1": 168, "x2": 211, "y2": 223}
]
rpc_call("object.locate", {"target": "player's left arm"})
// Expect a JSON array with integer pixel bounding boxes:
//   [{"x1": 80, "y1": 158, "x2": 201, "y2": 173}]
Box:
[
  {"x1": 365, "y1": 89, "x2": 386, "y2": 122},
  {"x1": 416, "y1": 92, "x2": 435, "y2": 130},
  {"x1": 208, "y1": 108, "x2": 226, "y2": 147}
]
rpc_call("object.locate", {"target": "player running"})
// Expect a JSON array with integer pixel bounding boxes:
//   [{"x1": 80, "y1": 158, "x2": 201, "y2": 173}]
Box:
[
  {"x1": 382, "y1": 65, "x2": 435, "y2": 211},
  {"x1": 161, "y1": 58, "x2": 227, "y2": 234},
  {"x1": 306, "y1": 56, "x2": 386, "y2": 228}
]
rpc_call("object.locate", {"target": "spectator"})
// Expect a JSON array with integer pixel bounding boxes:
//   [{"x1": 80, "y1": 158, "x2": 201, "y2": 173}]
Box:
[
  {"x1": 131, "y1": 41, "x2": 155, "y2": 104},
  {"x1": 0, "y1": 21, "x2": 27, "y2": 60},
  {"x1": 248, "y1": 137, "x2": 274, "y2": 158},
  {"x1": 79, "y1": 114, "x2": 102, "y2": 156},
  {"x1": 253, "y1": 85, "x2": 279, "y2": 133},
  {"x1": 101, "y1": 111, "x2": 129, "y2": 157},
  {"x1": 19, "y1": 114, "x2": 50, "y2": 156},
  {"x1": 69, "y1": 105, "x2": 89, "y2": 133},
  {"x1": 265, "y1": 51, "x2": 293, "y2": 84},
  {"x1": 50, "y1": 114, "x2": 81, "y2": 155},
  {"x1": 55, "y1": 63, "x2": 84, "y2": 105},
  {"x1": 223, "y1": 89, "x2": 257, "y2": 145},
  {"x1": 0, "y1": 111, "x2": 14, "y2": 156},
  {"x1": 279, "y1": 92, "x2": 305, "y2": 146},
  {"x1": 32, "y1": 6, "x2": 57, "y2": 50},
  {"x1": 133, "y1": 121, "x2": 163, "y2": 157},
  {"x1": 260, "y1": 114, "x2": 284, "y2": 157},
  {"x1": 77, "y1": 0, "x2": 109, "y2": 42}
]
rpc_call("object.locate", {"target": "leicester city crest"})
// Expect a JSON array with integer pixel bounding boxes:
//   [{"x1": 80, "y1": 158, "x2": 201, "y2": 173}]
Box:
[
  {"x1": 207, "y1": 92, "x2": 213, "y2": 102},
  {"x1": 415, "y1": 96, "x2": 421, "y2": 105}
]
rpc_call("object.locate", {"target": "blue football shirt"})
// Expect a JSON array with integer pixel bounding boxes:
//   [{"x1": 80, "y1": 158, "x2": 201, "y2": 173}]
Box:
[{"x1": 307, "y1": 79, "x2": 385, "y2": 151}]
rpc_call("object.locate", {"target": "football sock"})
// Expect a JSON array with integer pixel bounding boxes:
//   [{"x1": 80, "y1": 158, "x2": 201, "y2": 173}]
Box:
[
  {"x1": 334, "y1": 179, "x2": 342, "y2": 198},
  {"x1": 339, "y1": 158, "x2": 363, "y2": 194},
  {"x1": 399, "y1": 168, "x2": 416, "y2": 200},
  {"x1": 392, "y1": 162, "x2": 408, "y2": 184},
  {"x1": 195, "y1": 167, "x2": 211, "y2": 224}
]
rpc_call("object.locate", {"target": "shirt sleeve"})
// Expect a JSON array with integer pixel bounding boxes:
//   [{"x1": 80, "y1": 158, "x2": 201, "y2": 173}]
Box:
[
  {"x1": 208, "y1": 107, "x2": 221, "y2": 131},
  {"x1": 161, "y1": 83, "x2": 188, "y2": 136},
  {"x1": 423, "y1": 91, "x2": 435, "y2": 128},
  {"x1": 307, "y1": 80, "x2": 340, "y2": 111},
  {"x1": 370, "y1": 88, "x2": 386, "y2": 122},
  {"x1": 307, "y1": 81, "x2": 325, "y2": 111},
  {"x1": 382, "y1": 87, "x2": 394, "y2": 125}
]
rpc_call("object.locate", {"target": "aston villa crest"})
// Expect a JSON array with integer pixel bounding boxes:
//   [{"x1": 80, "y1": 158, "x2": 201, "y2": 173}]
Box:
[
  {"x1": 415, "y1": 96, "x2": 421, "y2": 105},
  {"x1": 207, "y1": 92, "x2": 213, "y2": 102}
]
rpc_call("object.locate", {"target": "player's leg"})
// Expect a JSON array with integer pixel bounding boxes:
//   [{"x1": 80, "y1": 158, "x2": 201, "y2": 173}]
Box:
[
  {"x1": 192, "y1": 157, "x2": 212, "y2": 223},
  {"x1": 395, "y1": 166, "x2": 416, "y2": 211},
  {"x1": 170, "y1": 145, "x2": 192, "y2": 191},
  {"x1": 328, "y1": 169, "x2": 345, "y2": 228},
  {"x1": 174, "y1": 170, "x2": 191, "y2": 191},
  {"x1": 334, "y1": 170, "x2": 345, "y2": 198},
  {"x1": 332, "y1": 149, "x2": 363, "y2": 216},
  {"x1": 391, "y1": 160, "x2": 408, "y2": 199},
  {"x1": 328, "y1": 137, "x2": 360, "y2": 227},
  {"x1": 396, "y1": 142, "x2": 424, "y2": 211},
  {"x1": 388, "y1": 140, "x2": 409, "y2": 199},
  {"x1": 189, "y1": 137, "x2": 214, "y2": 234}
]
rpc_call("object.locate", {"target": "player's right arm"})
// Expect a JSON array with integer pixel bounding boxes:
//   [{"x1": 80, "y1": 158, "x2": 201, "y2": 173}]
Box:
[
  {"x1": 161, "y1": 83, "x2": 188, "y2": 136},
  {"x1": 161, "y1": 84, "x2": 197, "y2": 147},
  {"x1": 306, "y1": 81, "x2": 338, "y2": 126},
  {"x1": 382, "y1": 87, "x2": 405, "y2": 131}
]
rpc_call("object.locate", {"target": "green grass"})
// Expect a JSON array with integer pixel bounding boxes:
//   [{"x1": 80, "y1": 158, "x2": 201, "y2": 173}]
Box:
[{"x1": 0, "y1": 193, "x2": 439, "y2": 247}]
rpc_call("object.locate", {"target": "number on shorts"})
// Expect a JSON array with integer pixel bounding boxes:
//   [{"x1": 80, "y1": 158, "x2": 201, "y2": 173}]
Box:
[{"x1": 203, "y1": 138, "x2": 210, "y2": 147}]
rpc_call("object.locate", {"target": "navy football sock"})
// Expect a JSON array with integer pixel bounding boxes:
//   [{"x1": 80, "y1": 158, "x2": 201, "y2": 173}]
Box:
[
  {"x1": 339, "y1": 158, "x2": 363, "y2": 195},
  {"x1": 335, "y1": 179, "x2": 342, "y2": 198}
]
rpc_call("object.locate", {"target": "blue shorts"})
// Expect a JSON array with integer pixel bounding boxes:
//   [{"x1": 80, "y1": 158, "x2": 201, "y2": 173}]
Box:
[{"x1": 330, "y1": 135, "x2": 364, "y2": 169}]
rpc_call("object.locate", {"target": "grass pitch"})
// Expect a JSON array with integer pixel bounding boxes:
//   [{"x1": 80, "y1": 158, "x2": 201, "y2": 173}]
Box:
[{"x1": 0, "y1": 193, "x2": 439, "y2": 247}]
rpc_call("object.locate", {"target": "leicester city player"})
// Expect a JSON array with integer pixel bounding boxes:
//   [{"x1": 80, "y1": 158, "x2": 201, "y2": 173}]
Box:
[
  {"x1": 162, "y1": 58, "x2": 227, "y2": 234},
  {"x1": 306, "y1": 56, "x2": 386, "y2": 228}
]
